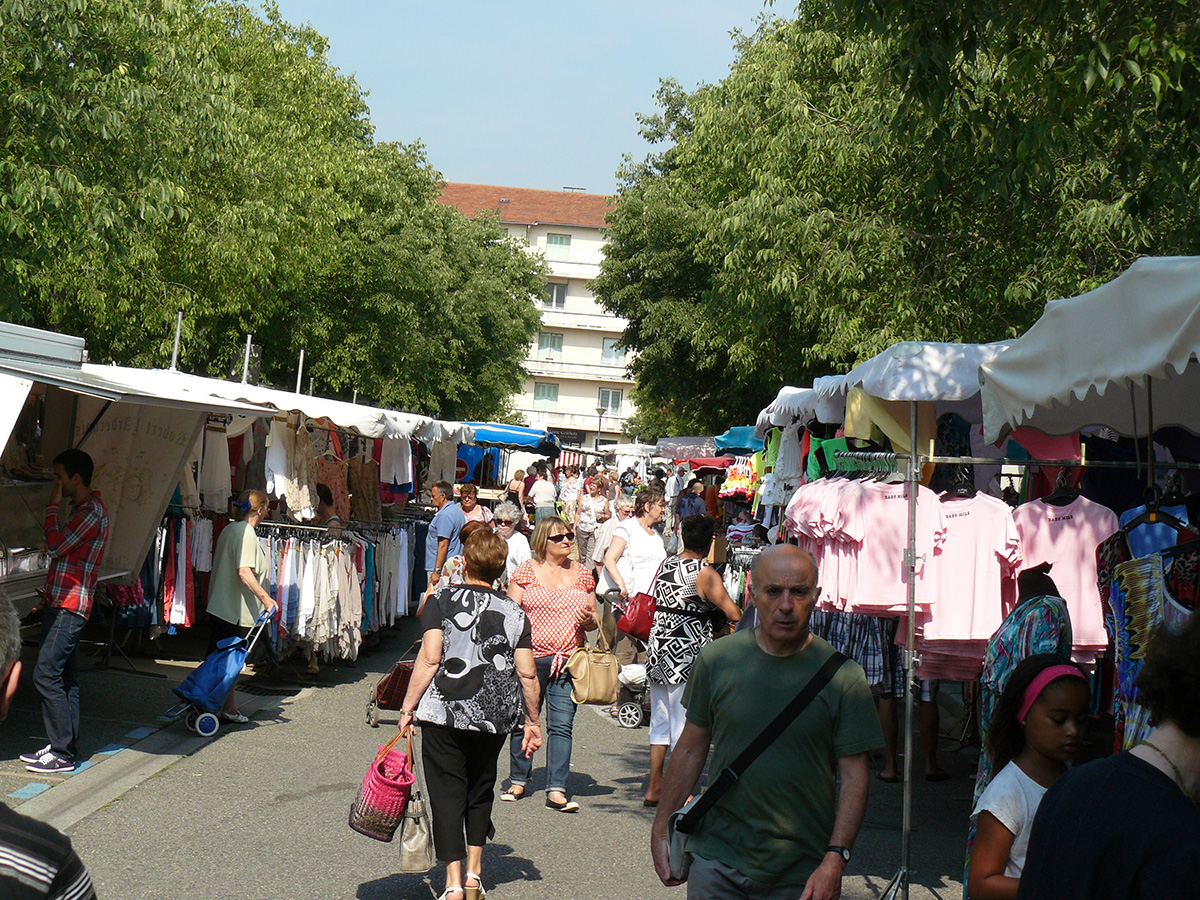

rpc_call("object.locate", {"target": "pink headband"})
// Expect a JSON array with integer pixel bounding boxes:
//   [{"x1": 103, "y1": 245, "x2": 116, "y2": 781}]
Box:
[{"x1": 1018, "y1": 665, "x2": 1087, "y2": 724}]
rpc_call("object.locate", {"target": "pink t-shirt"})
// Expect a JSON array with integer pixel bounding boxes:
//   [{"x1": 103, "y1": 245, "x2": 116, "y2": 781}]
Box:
[
  {"x1": 839, "y1": 482, "x2": 945, "y2": 612},
  {"x1": 924, "y1": 494, "x2": 1022, "y2": 640},
  {"x1": 1011, "y1": 495, "x2": 1118, "y2": 652}
]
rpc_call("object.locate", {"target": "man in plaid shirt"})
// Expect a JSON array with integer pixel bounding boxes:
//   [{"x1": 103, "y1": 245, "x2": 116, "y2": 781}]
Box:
[{"x1": 22, "y1": 449, "x2": 109, "y2": 775}]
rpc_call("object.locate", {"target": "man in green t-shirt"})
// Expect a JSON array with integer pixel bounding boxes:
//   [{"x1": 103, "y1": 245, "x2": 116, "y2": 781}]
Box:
[{"x1": 651, "y1": 545, "x2": 883, "y2": 899}]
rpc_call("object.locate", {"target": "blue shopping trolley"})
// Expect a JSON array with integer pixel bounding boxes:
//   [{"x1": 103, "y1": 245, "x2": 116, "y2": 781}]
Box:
[{"x1": 173, "y1": 611, "x2": 273, "y2": 737}]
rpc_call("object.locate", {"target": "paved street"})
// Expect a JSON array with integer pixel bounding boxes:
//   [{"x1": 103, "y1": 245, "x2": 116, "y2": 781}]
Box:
[{"x1": 7, "y1": 625, "x2": 975, "y2": 899}]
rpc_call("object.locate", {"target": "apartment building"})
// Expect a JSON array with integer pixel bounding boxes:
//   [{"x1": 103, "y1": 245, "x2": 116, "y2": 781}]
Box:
[{"x1": 438, "y1": 183, "x2": 634, "y2": 450}]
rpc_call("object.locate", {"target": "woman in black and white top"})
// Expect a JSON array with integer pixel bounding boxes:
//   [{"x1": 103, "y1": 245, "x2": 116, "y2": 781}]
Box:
[
  {"x1": 401, "y1": 528, "x2": 543, "y2": 900},
  {"x1": 643, "y1": 514, "x2": 740, "y2": 806}
]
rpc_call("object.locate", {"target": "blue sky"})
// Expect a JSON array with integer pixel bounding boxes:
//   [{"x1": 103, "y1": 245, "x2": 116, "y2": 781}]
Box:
[{"x1": 265, "y1": 1, "x2": 778, "y2": 195}]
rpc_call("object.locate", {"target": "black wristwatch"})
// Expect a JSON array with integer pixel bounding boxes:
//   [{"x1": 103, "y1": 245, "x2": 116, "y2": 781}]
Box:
[{"x1": 826, "y1": 846, "x2": 851, "y2": 864}]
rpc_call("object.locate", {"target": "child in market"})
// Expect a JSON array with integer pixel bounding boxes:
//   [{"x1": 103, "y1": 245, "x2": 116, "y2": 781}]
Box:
[{"x1": 967, "y1": 654, "x2": 1091, "y2": 900}]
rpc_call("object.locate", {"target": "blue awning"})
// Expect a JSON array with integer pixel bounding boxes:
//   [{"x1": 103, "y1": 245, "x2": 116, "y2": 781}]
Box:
[
  {"x1": 714, "y1": 426, "x2": 763, "y2": 453},
  {"x1": 464, "y1": 423, "x2": 563, "y2": 456}
]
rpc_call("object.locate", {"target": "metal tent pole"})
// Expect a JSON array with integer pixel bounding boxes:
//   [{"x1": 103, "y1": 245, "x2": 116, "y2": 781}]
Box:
[
  {"x1": 169, "y1": 309, "x2": 183, "y2": 371},
  {"x1": 241, "y1": 334, "x2": 252, "y2": 383},
  {"x1": 295, "y1": 349, "x2": 305, "y2": 393},
  {"x1": 900, "y1": 399, "x2": 920, "y2": 899}
]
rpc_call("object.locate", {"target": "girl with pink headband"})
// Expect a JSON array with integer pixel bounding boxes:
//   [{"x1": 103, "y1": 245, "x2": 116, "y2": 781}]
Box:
[{"x1": 968, "y1": 654, "x2": 1090, "y2": 900}]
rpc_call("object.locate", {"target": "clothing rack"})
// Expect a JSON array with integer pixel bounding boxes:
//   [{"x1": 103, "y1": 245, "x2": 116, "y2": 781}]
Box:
[{"x1": 832, "y1": 430, "x2": 1200, "y2": 900}]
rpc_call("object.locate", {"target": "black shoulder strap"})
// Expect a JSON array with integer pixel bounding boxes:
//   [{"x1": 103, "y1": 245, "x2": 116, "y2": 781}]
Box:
[{"x1": 677, "y1": 649, "x2": 848, "y2": 833}]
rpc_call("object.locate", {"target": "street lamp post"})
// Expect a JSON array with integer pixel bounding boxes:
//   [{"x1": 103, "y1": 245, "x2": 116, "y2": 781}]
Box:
[{"x1": 595, "y1": 404, "x2": 606, "y2": 451}]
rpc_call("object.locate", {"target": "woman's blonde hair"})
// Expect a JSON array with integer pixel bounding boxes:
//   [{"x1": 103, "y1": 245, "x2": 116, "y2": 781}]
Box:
[
  {"x1": 512, "y1": 469, "x2": 525, "y2": 481},
  {"x1": 529, "y1": 516, "x2": 571, "y2": 562},
  {"x1": 237, "y1": 489, "x2": 268, "y2": 519}
]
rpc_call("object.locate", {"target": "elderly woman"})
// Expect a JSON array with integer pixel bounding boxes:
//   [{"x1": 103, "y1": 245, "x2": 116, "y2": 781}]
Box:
[
  {"x1": 400, "y1": 528, "x2": 542, "y2": 900},
  {"x1": 603, "y1": 486, "x2": 668, "y2": 604},
  {"x1": 502, "y1": 516, "x2": 598, "y2": 812},
  {"x1": 493, "y1": 501, "x2": 530, "y2": 589},
  {"x1": 206, "y1": 489, "x2": 277, "y2": 723},
  {"x1": 458, "y1": 483, "x2": 494, "y2": 525},
  {"x1": 573, "y1": 475, "x2": 610, "y2": 570},
  {"x1": 592, "y1": 493, "x2": 635, "y2": 646},
  {"x1": 643, "y1": 514, "x2": 741, "y2": 805}
]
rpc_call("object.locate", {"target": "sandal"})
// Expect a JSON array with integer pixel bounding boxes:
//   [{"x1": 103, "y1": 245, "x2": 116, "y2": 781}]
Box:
[
  {"x1": 464, "y1": 873, "x2": 486, "y2": 900},
  {"x1": 500, "y1": 786, "x2": 525, "y2": 802},
  {"x1": 219, "y1": 711, "x2": 249, "y2": 724},
  {"x1": 437, "y1": 889, "x2": 464, "y2": 900}
]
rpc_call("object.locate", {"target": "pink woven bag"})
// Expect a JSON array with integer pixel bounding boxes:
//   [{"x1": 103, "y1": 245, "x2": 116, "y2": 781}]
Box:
[{"x1": 349, "y1": 731, "x2": 417, "y2": 841}]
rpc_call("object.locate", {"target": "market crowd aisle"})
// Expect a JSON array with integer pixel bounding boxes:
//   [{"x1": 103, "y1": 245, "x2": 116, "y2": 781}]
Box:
[{"x1": 60, "y1": 627, "x2": 974, "y2": 900}]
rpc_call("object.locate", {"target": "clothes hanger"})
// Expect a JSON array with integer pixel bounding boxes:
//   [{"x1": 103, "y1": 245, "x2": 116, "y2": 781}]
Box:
[
  {"x1": 1122, "y1": 484, "x2": 1199, "y2": 536},
  {"x1": 1041, "y1": 468, "x2": 1080, "y2": 507},
  {"x1": 941, "y1": 466, "x2": 977, "y2": 500}
]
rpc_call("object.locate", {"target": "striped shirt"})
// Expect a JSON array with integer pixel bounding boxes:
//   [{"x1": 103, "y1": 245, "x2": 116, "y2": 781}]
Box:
[
  {"x1": 43, "y1": 494, "x2": 110, "y2": 620},
  {"x1": 0, "y1": 804, "x2": 96, "y2": 900}
]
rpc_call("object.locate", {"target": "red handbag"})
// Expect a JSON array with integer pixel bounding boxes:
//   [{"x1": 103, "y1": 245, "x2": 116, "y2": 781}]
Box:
[{"x1": 616, "y1": 560, "x2": 667, "y2": 642}]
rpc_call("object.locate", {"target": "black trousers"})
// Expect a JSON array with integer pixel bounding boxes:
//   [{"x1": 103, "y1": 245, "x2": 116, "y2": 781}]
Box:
[{"x1": 421, "y1": 724, "x2": 508, "y2": 861}]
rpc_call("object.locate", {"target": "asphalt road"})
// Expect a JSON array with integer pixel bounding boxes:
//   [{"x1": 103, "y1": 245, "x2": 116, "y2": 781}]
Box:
[{"x1": 30, "y1": 627, "x2": 973, "y2": 900}]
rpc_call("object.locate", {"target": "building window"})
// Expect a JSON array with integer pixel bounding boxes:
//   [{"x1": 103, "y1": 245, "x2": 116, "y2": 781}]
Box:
[
  {"x1": 546, "y1": 232, "x2": 571, "y2": 261},
  {"x1": 598, "y1": 388, "x2": 622, "y2": 414},
  {"x1": 543, "y1": 283, "x2": 567, "y2": 308},
  {"x1": 537, "y1": 332, "x2": 563, "y2": 357},
  {"x1": 601, "y1": 337, "x2": 626, "y2": 365},
  {"x1": 534, "y1": 382, "x2": 559, "y2": 409}
]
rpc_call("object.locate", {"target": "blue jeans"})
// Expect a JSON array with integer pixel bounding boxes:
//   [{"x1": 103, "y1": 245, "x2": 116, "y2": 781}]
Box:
[
  {"x1": 34, "y1": 608, "x2": 87, "y2": 760},
  {"x1": 509, "y1": 655, "x2": 576, "y2": 794}
]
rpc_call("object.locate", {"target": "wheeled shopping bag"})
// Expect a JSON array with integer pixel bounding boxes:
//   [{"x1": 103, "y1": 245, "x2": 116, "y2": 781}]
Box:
[{"x1": 173, "y1": 611, "x2": 273, "y2": 737}]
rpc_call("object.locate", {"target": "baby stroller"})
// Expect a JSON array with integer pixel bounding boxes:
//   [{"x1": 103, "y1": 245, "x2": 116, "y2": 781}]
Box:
[
  {"x1": 615, "y1": 663, "x2": 650, "y2": 728},
  {"x1": 174, "y1": 611, "x2": 273, "y2": 738}
]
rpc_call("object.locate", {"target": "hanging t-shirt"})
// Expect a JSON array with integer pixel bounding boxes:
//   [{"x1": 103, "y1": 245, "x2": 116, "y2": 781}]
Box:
[
  {"x1": 926, "y1": 494, "x2": 1022, "y2": 640},
  {"x1": 971, "y1": 760, "x2": 1048, "y2": 879},
  {"x1": 1117, "y1": 503, "x2": 1189, "y2": 558},
  {"x1": 1012, "y1": 496, "x2": 1118, "y2": 656},
  {"x1": 839, "y1": 481, "x2": 945, "y2": 613}
]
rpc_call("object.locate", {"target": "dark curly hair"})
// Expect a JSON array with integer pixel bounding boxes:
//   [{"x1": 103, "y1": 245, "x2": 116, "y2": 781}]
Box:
[
  {"x1": 985, "y1": 653, "x2": 1087, "y2": 770},
  {"x1": 1136, "y1": 614, "x2": 1200, "y2": 737}
]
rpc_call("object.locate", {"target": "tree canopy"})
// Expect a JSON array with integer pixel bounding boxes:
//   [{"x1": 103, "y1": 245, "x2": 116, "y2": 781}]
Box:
[
  {"x1": 1, "y1": 0, "x2": 544, "y2": 419},
  {"x1": 595, "y1": 10, "x2": 1200, "y2": 438}
]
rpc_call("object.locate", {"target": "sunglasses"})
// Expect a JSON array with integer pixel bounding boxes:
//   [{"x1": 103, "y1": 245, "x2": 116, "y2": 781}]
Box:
[
  {"x1": 547, "y1": 532, "x2": 575, "y2": 543},
  {"x1": 495, "y1": 519, "x2": 515, "y2": 526}
]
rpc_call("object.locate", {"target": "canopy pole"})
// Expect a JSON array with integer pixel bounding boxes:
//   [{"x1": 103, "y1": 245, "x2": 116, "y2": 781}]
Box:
[
  {"x1": 241, "y1": 334, "x2": 252, "y2": 383},
  {"x1": 308, "y1": 376, "x2": 314, "y2": 396},
  {"x1": 169, "y1": 309, "x2": 183, "y2": 371},
  {"x1": 899, "y1": 399, "x2": 920, "y2": 900},
  {"x1": 1146, "y1": 375, "x2": 1156, "y2": 493},
  {"x1": 352, "y1": 389, "x2": 358, "y2": 405},
  {"x1": 295, "y1": 349, "x2": 305, "y2": 393}
]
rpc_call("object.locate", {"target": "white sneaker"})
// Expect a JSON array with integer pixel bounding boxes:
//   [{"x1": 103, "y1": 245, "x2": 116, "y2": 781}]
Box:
[{"x1": 19, "y1": 744, "x2": 52, "y2": 764}]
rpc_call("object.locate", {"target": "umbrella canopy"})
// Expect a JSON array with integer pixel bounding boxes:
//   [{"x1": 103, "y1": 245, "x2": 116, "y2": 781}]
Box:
[
  {"x1": 841, "y1": 340, "x2": 1011, "y2": 405},
  {"x1": 465, "y1": 422, "x2": 562, "y2": 456},
  {"x1": 980, "y1": 257, "x2": 1200, "y2": 442},
  {"x1": 714, "y1": 426, "x2": 764, "y2": 454},
  {"x1": 688, "y1": 456, "x2": 736, "y2": 473},
  {"x1": 655, "y1": 436, "x2": 716, "y2": 460}
]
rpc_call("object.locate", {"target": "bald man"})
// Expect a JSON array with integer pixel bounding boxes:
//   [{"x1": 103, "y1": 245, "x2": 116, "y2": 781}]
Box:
[{"x1": 651, "y1": 545, "x2": 882, "y2": 900}]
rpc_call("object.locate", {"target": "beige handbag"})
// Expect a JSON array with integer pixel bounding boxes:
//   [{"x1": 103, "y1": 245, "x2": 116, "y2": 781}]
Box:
[
  {"x1": 396, "y1": 732, "x2": 434, "y2": 873},
  {"x1": 564, "y1": 631, "x2": 621, "y2": 705}
]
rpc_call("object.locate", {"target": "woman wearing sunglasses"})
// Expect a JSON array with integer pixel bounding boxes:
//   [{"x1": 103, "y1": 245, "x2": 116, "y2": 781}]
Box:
[{"x1": 502, "y1": 516, "x2": 598, "y2": 812}]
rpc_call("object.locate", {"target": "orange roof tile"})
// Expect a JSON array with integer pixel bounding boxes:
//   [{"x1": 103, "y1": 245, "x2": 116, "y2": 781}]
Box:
[{"x1": 438, "y1": 182, "x2": 613, "y2": 229}]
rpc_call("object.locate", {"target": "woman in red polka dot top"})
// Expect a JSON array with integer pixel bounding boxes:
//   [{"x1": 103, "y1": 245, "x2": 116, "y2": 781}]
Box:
[{"x1": 502, "y1": 516, "x2": 598, "y2": 812}]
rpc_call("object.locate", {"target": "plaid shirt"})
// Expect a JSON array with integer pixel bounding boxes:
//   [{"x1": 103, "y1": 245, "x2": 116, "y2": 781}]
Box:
[{"x1": 43, "y1": 494, "x2": 110, "y2": 619}]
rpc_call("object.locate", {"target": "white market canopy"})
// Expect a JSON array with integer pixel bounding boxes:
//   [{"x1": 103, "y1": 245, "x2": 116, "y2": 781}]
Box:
[
  {"x1": 840, "y1": 340, "x2": 1011, "y2": 407},
  {"x1": 979, "y1": 256, "x2": 1200, "y2": 443},
  {"x1": 152, "y1": 370, "x2": 472, "y2": 444}
]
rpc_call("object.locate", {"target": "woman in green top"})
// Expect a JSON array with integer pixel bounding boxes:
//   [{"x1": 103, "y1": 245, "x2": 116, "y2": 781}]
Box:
[{"x1": 205, "y1": 489, "x2": 277, "y2": 723}]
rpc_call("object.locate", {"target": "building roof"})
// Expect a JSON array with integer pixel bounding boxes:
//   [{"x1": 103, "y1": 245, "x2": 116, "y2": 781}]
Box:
[{"x1": 438, "y1": 182, "x2": 613, "y2": 229}]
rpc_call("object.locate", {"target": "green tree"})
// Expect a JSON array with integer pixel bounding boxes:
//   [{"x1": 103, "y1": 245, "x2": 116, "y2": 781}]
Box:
[
  {"x1": 3, "y1": 0, "x2": 543, "y2": 420},
  {"x1": 596, "y1": 16, "x2": 1196, "y2": 435}
]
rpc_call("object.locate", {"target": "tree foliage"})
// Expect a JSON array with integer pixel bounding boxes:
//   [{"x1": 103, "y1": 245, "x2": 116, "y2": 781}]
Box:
[
  {"x1": 1, "y1": 0, "x2": 543, "y2": 419},
  {"x1": 596, "y1": 13, "x2": 1200, "y2": 435}
]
